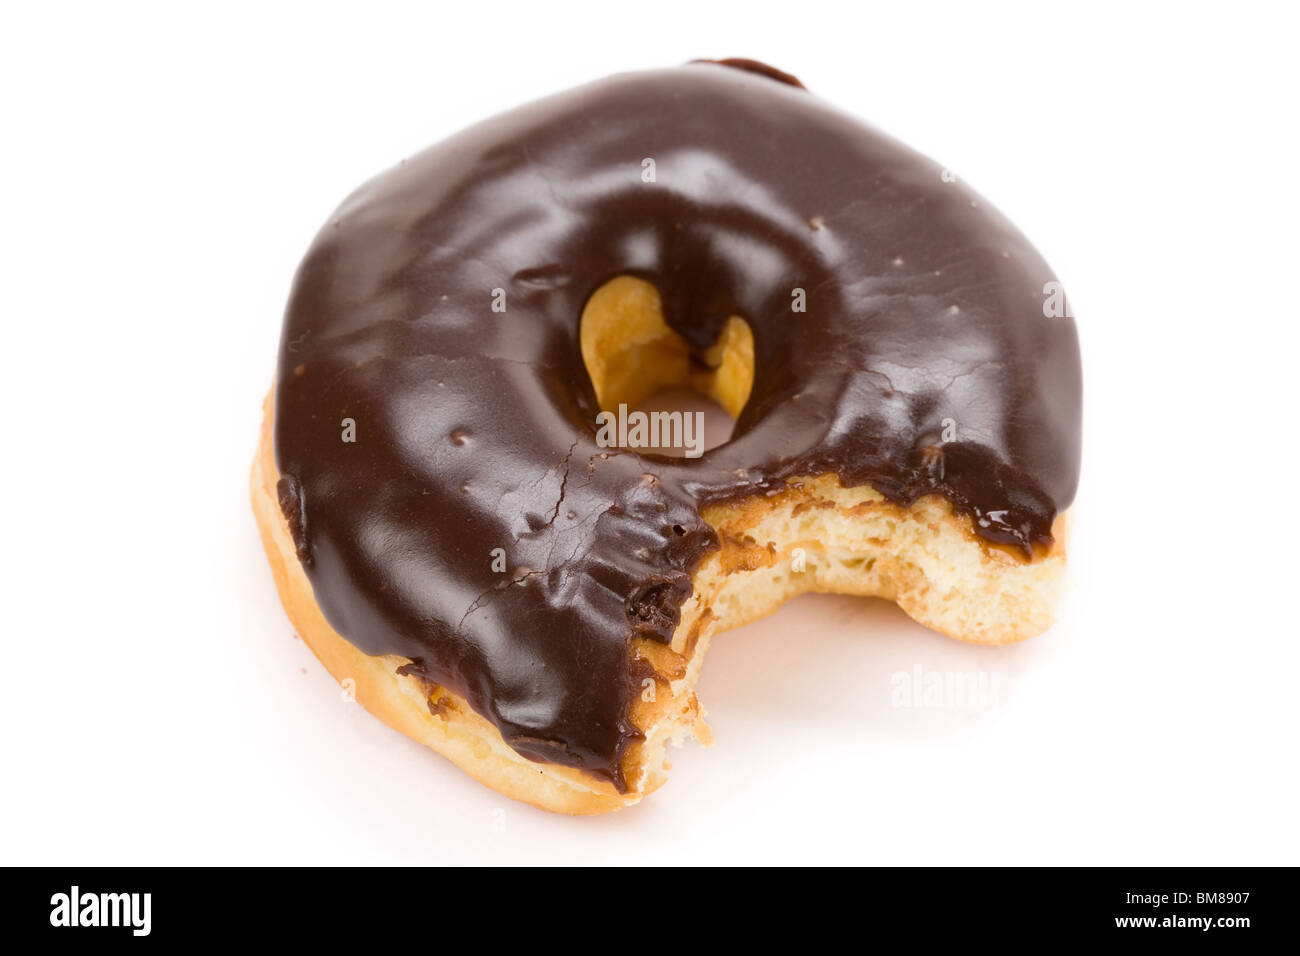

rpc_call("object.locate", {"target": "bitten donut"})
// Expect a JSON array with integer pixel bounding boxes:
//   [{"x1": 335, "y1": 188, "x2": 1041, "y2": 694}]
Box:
[{"x1": 253, "y1": 59, "x2": 1081, "y2": 814}]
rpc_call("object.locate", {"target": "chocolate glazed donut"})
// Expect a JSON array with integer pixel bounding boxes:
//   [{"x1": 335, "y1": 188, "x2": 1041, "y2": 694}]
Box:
[{"x1": 266, "y1": 60, "x2": 1081, "y2": 798}]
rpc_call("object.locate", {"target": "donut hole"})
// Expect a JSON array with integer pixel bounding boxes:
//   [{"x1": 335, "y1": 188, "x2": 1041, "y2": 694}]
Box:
[{"x1": 580, "y1": 276, "x2": 753, "y2": 457}]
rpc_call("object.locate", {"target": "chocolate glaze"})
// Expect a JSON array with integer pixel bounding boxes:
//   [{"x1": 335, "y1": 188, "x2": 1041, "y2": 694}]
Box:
[{"x1": 274, "y1": 61, "x2": 1082, "y2": 787}]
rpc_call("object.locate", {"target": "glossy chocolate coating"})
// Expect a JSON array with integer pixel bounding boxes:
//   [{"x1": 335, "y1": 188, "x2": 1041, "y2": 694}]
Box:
[{"x1": 274, "y1": 61, "x2": 1082, "y2": 786}]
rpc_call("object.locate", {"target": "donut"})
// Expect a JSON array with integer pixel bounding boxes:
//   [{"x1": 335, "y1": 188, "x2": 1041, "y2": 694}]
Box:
[{"x1": 252, "y1": 59, "x2": 1081, "y2": 814}]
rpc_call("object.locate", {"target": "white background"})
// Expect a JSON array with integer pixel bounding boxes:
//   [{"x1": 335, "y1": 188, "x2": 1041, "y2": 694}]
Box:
[{"x1": 3, "y1": 2, "x2": 1297, "y2": 865}]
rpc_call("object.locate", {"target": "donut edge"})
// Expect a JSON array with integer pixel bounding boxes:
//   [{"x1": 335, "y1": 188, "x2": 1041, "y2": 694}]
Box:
[{"x1": 252, "y1": 390, "x2": 654, "y2": 814}]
